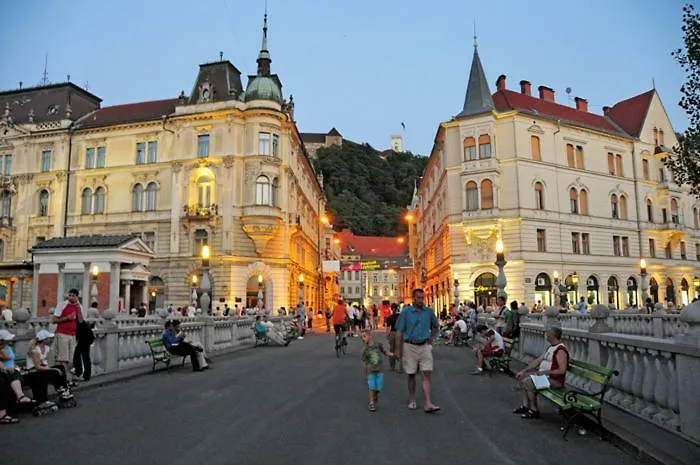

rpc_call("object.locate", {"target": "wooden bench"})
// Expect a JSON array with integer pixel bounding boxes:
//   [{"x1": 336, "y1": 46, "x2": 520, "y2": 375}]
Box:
[
  {"x1": 536, "y1": 358, "x2": 618, "y2": 439},
  {"x1": 145, "y1": 339, "x2": 187, "y2": 372},
  {"x1": 484, "y1": 337, "x2": 516, "y2": 374}
]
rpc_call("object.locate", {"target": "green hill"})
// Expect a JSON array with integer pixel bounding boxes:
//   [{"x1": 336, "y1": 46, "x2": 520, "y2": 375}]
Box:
[{"x1": 312, "y1": 140, "x2": 427, "y2": 236}]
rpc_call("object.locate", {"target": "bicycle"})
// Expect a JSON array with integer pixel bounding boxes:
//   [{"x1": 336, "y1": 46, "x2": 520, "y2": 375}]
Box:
[{"x1": 334, "y1": 324, "x2": 347, "y2": 357}]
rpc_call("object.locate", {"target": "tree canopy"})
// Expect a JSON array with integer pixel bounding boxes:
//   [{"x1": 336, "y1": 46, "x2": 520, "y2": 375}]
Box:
[{"x1": 313, "y1": 141, "x2": 427, "y2": 236}]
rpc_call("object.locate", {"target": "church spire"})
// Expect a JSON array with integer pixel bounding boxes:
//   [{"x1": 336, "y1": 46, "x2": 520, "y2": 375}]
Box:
[
  {"x1": 256, "y1": 11, "x2": 271, "y2": 76},
  {"x1": 457, "y1": 38, "x2": 494, "y2": 118}
]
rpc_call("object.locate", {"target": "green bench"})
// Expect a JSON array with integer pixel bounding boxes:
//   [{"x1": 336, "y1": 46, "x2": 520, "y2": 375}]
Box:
[
  {"x1": 537, "y1": 358, "x2": 618, "y2": 439},
  {"x1": 254, "y1": 331, "x2": 269, "y2": 347},
  {"x1": 484, "y1": 337, "x2": 516, "y2": 375},
  {"x1": 145, "y1": 338, "x2": 188, "y2": 372}
]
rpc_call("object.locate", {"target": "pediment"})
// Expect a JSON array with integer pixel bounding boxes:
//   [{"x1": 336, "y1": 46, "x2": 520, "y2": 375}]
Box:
[{"x1": 121, "y1": 238, "x2": 154, "y2": 255}]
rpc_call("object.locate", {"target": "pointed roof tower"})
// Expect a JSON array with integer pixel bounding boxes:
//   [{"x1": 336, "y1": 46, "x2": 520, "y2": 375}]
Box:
[
  {"x1": 245, "y1": 10, "x2": 283, "y2": 104},
  {"x1": 457, "y1": 35, "x2": 494, "y2": 118},
  {"x1": 256, "y1": 12, "x2": 271, "y2": 75}
]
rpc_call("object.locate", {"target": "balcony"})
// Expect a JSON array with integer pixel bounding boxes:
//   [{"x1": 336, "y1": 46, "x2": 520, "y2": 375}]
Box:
[
  {"x1": 461, "y1": 157, "x2": 498, "y2": 174},
  {"x1": 241, "y1": 204, "x2": 283, "y2": 255},
  {"x1": 183, "y1": 204, "x2": 218, "y2": 219}
]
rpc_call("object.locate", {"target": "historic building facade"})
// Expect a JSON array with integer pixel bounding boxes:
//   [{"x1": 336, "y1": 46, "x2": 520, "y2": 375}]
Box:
[
  {"x1": 412, "y1": 44, "x2": 700, "y2": 311},
  {"x1": 0, "y1": 14, "x2": 331, "y2": 315}
]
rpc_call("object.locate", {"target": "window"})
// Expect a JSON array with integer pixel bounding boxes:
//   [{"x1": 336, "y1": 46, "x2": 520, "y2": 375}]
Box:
[
  {"x1": 147, "y1": 141, "x2": 158, "y2": 163},
  {"x1": 340, "y1": 287, "x2": 345, "y2": 295},
  {"x1": 536, "y1": 229, "x2": 546, "y2": 252},
  {"x1": 480, "y1": 179, "x2": 494, "y2": 209},
  {"x1": 86, "y1": 148, "x2": 95, "y2": 169},
  {"x1": 259, "y1": 133, "x2": 271, "y2": 155},
  {"x1": 373, "y1": 287, "x2": 378, "y2": 297},
  {"x1": 194, "y1": 229, "x2": 208, "y2": 256},
  {"x1": 145, "y1": 182, "x2": 158, "y2": 211},
  {"x1": 647, "y1": 199, "x2": 654, "y2": 222},
  {"x1": 534, "y1": 182, "x2": 544, "y2": 209},
  {"x1": 96, "y1": 147, "x2": 106, "y2": 168},
  {"x1": 575, "y1": 146, "x2": 584, "y2": 169},
  {"x1": 622, "y1": 237, "x2": 630, "y2": 257},
  {"x1": 613, "y1": 235, "x2": 621, "y2": 256},
  {"x1": 582, "y1": 233, "x2": 590, "y2": 255},
  {"x1": 35, "y1": 236, "x2": 45, "y2": 246},
  {"x1": 569, "y1": 188, "x2": 579, "y2": 214},
  {"x1": 659, "y1": 168, "x2": 666, "y2": 183},
  {"x1": 670, "y1": 198, "x2": 679, "y2": 224},
  {"x1": 355, "y1": 286, "x2": 360, "y2": 294},
  {"x1": 466, "y1": 181, "x2": 478, "y2": 211},
  {"x1": 572, "y1": 232, "x2": 581, "y2": 254},
  {"x1": 0, "y1": 190, "x2": 9, "y2": 218},
  {"x1": 531, "y1": 136, "x2": 541, "y2": 161},
  {"x1": 0, "y1": 154, "x2": 11, "y2": 176},
  {"x1": 198, "y1": 134, "x2": 210, "y2": 158},
  {"x1": 664, "y1": 242, "x2": 672, "y2": 259},
  {"x1": 607, "y1": 152, "x2": 615, "y2": 175},
  {"x1": 81, "y1": 188, "x2": 92, "y2": 215},
  {"x1": 680, "y1": 241, "x2": 686, "y2": 260},
  {"x1": 580, "y1": 189, "x2": 589, "y2": 215},
  {"x1": 0, "y1": 239, "x2": 3, "y2": 260},
  {"x1": 695, "y1": 208, "x2": 699, "y2": 228},
  {"x1": 659, "y1": 129, "x2": 665, "y2": 146},
  {"x1": 94, "y1": 187, "x2": 105, "y2": 214},
  {"x1": 662, "y1": 208, "x2": 668, "y2": 223},
  {"x1": 463, "y1": 137, "x2": 476, "y2": 161},
  {"x1": 566, "y1": 144, "x2": 575, "y2": 168},
  {"x1": 41, "y1": 150, "x2": 52, "y2": 172},
  {"x1": 136, "y1": 142, "x2": 146, "y2": 164},
  {"x1": 478, "y1": 134, "x2": 491, "y2": 159},
  {"x1": 619, "y1": 195, "x2": 628, "y2": 220},
  {"x1": 142, "y1": 232, "x2": 155, "y2": 252},
  {"x1": 197, "y1": 176, "x2": 213, "y2": 208},
  {"x1": 653, "y1": 128, "x2": 659, "y2": 145},
  {"x1": 272, "y1": 134, "x2": 279, "y2": 157},
  {"x1": 256, "y1": 175, "x2": 271, "y2": 205},
  {"x1": 38, "y1": 190, "x2": 49, "y2": 216},
  {"x1": 642, "y1": 159, "x2": 650, "y2": 180},
  {"x1": 611, "y1": 194, "x2": 619, "y2": 218},
  {"x1": 132, "y1": 184, "x2": 144, "y2": 212},
  {"x1": 271, "y1": 178, "x2": 279, "y2": 207},
  {"x1": 354, "y1": 271, "x2": 359, "y2": 280},
  {"x1": 696, "y1": 243, "x2": 700, "y2": 261},
  {"x1": 615, "y1": 154, "x2": 623, "y2": 177},
  {"x1": 649, "y1": 238, "x2": 656, "y2": 258}
]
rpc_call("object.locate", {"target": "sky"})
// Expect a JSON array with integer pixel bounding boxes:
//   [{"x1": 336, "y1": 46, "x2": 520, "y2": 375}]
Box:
[{"x1": 0, "y1": 0, "x2": 690, "y2": 155}]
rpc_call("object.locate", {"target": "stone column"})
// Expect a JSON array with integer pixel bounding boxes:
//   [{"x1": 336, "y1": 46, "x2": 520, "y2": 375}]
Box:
[
  {"x1": 56, "y1": 263, "x2": 65, "y2": 308},
  {"x1": 123, "y1": 281, "x2": 131, "y2": 312},
  {"x1": 169, "y1": 162, "x2": 183, "y2": 254},
  {"x1": 109, "y1": 262, "x2": 120, "y2": 312},
  {"x1": 31, "y1": 263, "x2": 39, "y2": 316},
  {"x1": 141, "y1": 281, "x2": 149, "y2": 308},
  {"x1": 82, "y1": 262, "x2": 91, "y2": 310}
]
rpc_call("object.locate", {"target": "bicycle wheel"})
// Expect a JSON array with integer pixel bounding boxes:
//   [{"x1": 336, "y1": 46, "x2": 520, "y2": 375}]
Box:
[
  {"x1": 335, "y1": 338, "x2": 341, "y2": 358},
  {"x1": 341, "y1": 338, "x2": 347, "y2": 355}
]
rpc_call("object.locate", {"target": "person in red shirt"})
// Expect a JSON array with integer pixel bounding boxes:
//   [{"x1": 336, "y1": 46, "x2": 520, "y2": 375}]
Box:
[
  {"x1": 332, "y1": 299, "x2": 348, "y2": 337},
  {"x1": 52, "y1": 289, "x2": 83, "y2": 385}
]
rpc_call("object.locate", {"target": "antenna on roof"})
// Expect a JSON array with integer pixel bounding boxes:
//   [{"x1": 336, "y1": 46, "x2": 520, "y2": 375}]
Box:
[
  {"x1": 219, "y1": 51, "x2": 224, "y2": 61},
  {"x1": 67, "y1": 74, "x2": 71, "y2": 82},
  {"x1": 473, "y1": 19, "x2": 477, "y2": 49},
  {"x1": 565, "y1": 87, "x2": 572, "y2": 104},
  {"x1": 652, "y1": 77, "x2": 656, "y2": 89},
  {"x1": 40, "y1": 53, "x2": 49, "y2": 86}
]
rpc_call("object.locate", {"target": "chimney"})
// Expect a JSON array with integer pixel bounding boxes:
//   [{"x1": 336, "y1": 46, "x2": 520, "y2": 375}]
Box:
[
  {"x1": 538, "y1": 85, "x2": 555, "y2": 102},
  {"x1": 574, "y1": 97, "x2": 588, "y2": 112},
  {"x1": 519, "y1": 80, "x2": 531, "y2": 96},
  {"x1": 602, "y1": 106, "x2": 611, "y2": 115},
  {"x1": 496, "y1": 74, "x2": 507, "y2": 91}
]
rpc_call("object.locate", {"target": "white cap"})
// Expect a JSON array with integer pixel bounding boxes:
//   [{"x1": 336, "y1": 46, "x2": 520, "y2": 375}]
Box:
[
  {"x1": 0, "y1": 329, "x2": 15, "y2": 341},
  {"x1": 36, "y1": 329, "x2": 55, "y2": 341}
]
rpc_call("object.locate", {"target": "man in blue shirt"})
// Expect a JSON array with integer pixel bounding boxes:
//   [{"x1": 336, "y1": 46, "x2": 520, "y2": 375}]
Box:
[
  {"x1": 162, "y1": 320, "x2": 207, "y2": 372},
  {"x1": 394, "y1": 288, "x2": 441, "y2": 413}
]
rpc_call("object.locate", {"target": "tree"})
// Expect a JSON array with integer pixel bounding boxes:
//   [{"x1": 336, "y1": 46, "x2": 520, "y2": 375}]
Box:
[{"x1": 665, "y1": 4, "x2": 700, "y2": 197}]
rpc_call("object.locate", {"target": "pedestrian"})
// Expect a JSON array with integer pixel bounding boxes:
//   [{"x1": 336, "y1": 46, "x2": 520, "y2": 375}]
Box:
[
  {"x1": 52, "y1": 289, "x2": 83, "y2": 386},
  {"x1": 361, "y1": 329, "x2": 394, "y2": 412},
  {"x1": 325, "y1": 307, "x2": 332, "y2": 333},
  {"x1": 372, "y1": 304, "x2": 379, "y2": 329},
  {"x1": 394, "y1": 288, "x2": 441, "y2": 413},
  {"x1": 73, "y1": 303, "x2": 95, "y2": 382},
  {"x1": 308, "y1": 306, "x2": 313, "y2": 330},
  {"x1": 385, "y1": 305, "x2": 401, "y2": 373},
  {"x1": 297, "y1": 304, "x2": 306, "y2": 339}
]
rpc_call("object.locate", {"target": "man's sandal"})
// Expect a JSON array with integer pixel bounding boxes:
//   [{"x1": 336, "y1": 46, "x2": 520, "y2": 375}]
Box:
[
  {"x1": 17, "y1": 395, "x2": 34, "y2": 404},
  {"x1": 368, "y1": 402, "x2": 376, "y2": 412}
]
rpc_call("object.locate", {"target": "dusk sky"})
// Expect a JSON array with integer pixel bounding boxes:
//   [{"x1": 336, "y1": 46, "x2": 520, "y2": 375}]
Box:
[{"x1": 0, "y1": 0, "x2": 689, "y2": 155}]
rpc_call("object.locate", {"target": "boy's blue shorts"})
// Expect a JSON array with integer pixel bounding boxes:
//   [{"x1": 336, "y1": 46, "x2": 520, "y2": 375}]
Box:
[{"x1": 368, "y1": 373, "x2": 384, "y2": 391}]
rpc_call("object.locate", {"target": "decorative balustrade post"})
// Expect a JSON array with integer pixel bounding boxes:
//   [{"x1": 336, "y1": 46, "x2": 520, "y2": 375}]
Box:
[
  {"x1": 200, "y1": 315, "x2": 215, "y2": 353},
  {"x1": 543, "y1": 306, "x2": 559, "y2": 328},
  {"x1": 673, "y1": 301, "x2": 700, "y2": 441},
  {"x1": 651, "y1": 313, "x2": 665, "y2": 339},
  {"x1": 102, "y1": 309, "x2": 119, "y2": 373},
  {"x1": 11, "y1": 308, "x2": 32, "y2": 357},
  {"x1": 589, "y1": 304, "x2": 612, "y2": 333}
]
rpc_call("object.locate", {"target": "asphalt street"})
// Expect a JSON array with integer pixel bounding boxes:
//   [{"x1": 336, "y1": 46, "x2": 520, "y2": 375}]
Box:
[{"x1": 2, "y1": 331, "x2": 636, "y2": 465}]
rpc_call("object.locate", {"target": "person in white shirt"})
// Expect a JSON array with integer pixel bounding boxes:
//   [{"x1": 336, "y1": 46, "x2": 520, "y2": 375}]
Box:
[
  {"x1": 23, "y1": 330, "x2": 72, "y2": 404},
  {"x1": 451, "y1": 316, "x2": 468, "y2": 345},
  {"x1": 260, "y1": 315, "x2": 288, "y2": 346},
  {"x1": 471, "y1": 324, "x2": 505, "y2": 375}
]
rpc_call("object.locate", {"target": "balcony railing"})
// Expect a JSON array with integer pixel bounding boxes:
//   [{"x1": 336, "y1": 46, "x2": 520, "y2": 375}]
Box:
[
  {"x1": 0, "y1": 216, "x2": 13, "y2": 228},
  {"x1": 183, "y1": 204, "x2": 218, "y2": 218}
]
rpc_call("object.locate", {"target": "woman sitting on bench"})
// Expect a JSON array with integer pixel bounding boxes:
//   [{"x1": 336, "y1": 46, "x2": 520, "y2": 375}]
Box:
[
  {"x1": 0, "y1": 329, "x2": 34, "y2": 407},
  {"x1": 471, "y1": 325, "x2": 504, "y2": 375},
  {"x1": 23, "y1": 330, "x2": 73, "y2": 404},
  {"x1": 255, "y1": 316, "x2": 289, "y2": 346},
  {"x1": 162, "y1": 320, "x2": 209, "y2": 372}
]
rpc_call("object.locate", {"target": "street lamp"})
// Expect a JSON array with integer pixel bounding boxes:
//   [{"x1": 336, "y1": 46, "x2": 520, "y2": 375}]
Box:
[
  {"x1": 191, "y1": 274, "x2": 198, "y2": 307},
  {"x1": 199, "y1": 245, "x2": 212, "y2": 315},
  {"x1": 495, "y1": 239, "x2": 507, "y2": 299},
  {"x1": 453, "y1": 272, "x2": 460, "y2": 308},
  {"x1": 257, "y1": 273, "x2": 264, "y2": 311},
  {"x1": 299, "y1": 273, "x2": 304, "y2": 306},
  {"x1": 90, "y1": 265, "x2": 99, "y2": 305},
  {"x1": 404, "y1": 213, "x2": 414, "y2": 222},
  {"x1": 640, "y1": 258, "x2": 649, "y2": 305},
  {"x1": 572, "y1": 271, "x2": 580, "y2": 303}
]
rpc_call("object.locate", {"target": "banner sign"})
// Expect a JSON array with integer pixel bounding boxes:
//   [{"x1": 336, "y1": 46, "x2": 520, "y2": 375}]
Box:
[
  {"x1": 322, "y1": 260, "x2": 340, "y2": 272},
  {"x1": 341, "y1": 257, "x2": 412, "y2": 271}
]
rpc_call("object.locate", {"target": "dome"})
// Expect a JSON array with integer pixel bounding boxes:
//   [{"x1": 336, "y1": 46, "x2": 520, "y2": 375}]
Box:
[{"x1": 244, "y1": 76, "x2": 282, "y2": 104}]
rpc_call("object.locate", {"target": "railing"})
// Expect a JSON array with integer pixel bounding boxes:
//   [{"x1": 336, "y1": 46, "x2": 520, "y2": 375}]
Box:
[{"x1": 183, "y1": 204, "x2": 218, "y2": 218}]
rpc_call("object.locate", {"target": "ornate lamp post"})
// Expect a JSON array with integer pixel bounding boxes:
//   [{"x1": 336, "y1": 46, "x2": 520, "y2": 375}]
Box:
[
  {"x1": 299, "y1": 273, "x2": 305, "y2": 306},
  {"x1": 495, "y1": 239, "x2": 507, "y2": 299},
  {"x1": 191, "y1": 274, "x2": 198, "y2": 308},
  {"x1": 200, "y1": 245, "x2": 211, "y2": 315},
  {"x1": 90, "y1": 265, "x2": 99, "y2": 305},
  {"x1": 640, "y1": 258, "x2": 649, "y2": 305},
  {"x1": 257, "y1": 273, "x2": 264, "y2": 311}
]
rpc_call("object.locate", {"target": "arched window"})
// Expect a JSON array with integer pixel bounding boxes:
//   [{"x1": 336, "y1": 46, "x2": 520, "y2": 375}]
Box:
[
  {"x1": 38, "y1": 189, "x2": 49, "y2": 217},
  {"x1": 145, "y1": 182, "x2": 158, "y2": 211},
  {"x1": 463, "y1": 137, "x2": 476, "y2": 161},
  {"x1": 197, "y1": 176, "x2": 213, "y2": 208},
  {"x1": 272, "y1": 178, "x2": 279, "y2": 207},
  {"x1": 94, "y1": 187, "x2": 105, "y2": 214},
  {"x1": 193, "y1": 229, "x2": 208, "y2": 256},
  {"x1": 619, "y1": 195, "x2": 628, "y2": 220},
  {"x1": 132, "y1": 184, "x2": 144, "y2": 212},
  {"x1": 569, "y1": 188, "x2": 579, "y2": 214},
  {"x1": 580, "y1": 189, "x2": 589, "y2": 215},
  {"x1": 575, "y1": 146, "x2": 585, "y2": 169},
  {"x1": 647, "y1": 199, "x2": 654, "y2": 222},
  {"x1": 531, "y1": 136, "x2": 541, "y2": 161},
  {"x1": 478, "y1": 134, "x2": 491, "y2": 159},
  {"x1": 465, "y1": 181, "x2": 478, "y2": 211},
  {"x1": 659, "y1": 129, "x2": 665, "y2": 146},
  {"x1": 480, "y1": 179, "x2": 494, "y2": 209},
  {"x1": 81, "y1": 188, "x2": 92, "y2": 215},
  {"x1": 0, "y1": 190, "x2": 11, "y2": 218},
  {"x1": 694, "y1": 207, "x2": 699, "y2": 229},
  {"x1": 653, "y1": 128, "x2": 659, "y2": 146},
  {"x1": 256, "y1": 175, "x2": 271, "y2": 205},
  {"x1": 671, "y1": 198, "x2": 679, "y2": 224},
  {"x1": 566, "y1": 144, "x2": 575, "y2": 168},
  {"x1": 534, "y1": 182, "x2": 544, "y2": 210},
  {"x1": 611, "y1": 194, "x2": 619, "y2": 218},
  {"x1": 615, "y1": 154, "x2": 623, "y2": 177},
  {"x1": 607, "y1": 152, "x2": 615, "y2": 175}
]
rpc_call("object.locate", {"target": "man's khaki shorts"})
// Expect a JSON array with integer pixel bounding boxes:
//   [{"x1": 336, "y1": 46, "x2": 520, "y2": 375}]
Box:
[
  {"x1": 55, "y1": 333, "x2": 76, "y2": 363},
  {"x1": 402, "y1": 342, "x2": 434, "y2": 374}
]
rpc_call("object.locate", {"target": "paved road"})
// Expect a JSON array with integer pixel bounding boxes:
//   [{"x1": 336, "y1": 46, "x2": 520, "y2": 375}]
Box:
[{"x1": 3, "y1": 332, "x2": 635, "y2": 465}]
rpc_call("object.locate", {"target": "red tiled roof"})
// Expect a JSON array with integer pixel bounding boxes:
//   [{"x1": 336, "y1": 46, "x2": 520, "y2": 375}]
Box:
[
  {"x1": 605, "y1": 90, "x2": 655, "y2": 137},
  {"x1": 76, "y1": 98, "x2": 179, "y2": 129},
  {"x1": 493, "y1": 89, "x2": 627, "y2": 137},
  {"x1": 337, "y1": 230, "x2": 408, "y2": 258}
]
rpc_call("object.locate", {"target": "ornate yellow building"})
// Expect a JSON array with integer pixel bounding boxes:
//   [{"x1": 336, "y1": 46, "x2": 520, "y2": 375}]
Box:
[{"x1": 0, "y1": 14, "x2": 330, "y2": 315}]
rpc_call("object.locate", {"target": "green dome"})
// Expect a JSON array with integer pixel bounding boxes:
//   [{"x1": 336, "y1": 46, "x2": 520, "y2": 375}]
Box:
[{"x1": 245, "y1": 76, "x2": 282, "y2": 104}]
